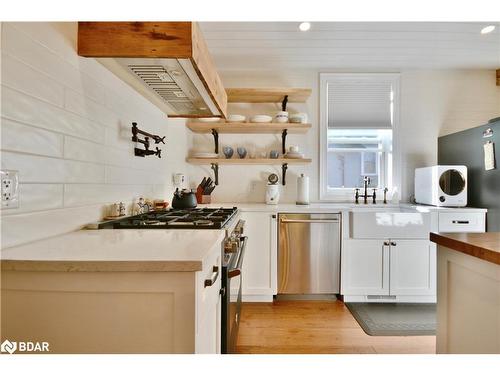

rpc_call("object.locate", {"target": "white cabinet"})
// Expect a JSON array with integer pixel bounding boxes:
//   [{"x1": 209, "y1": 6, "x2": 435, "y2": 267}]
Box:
[
  {"x1": 342, "y1": 238, "x2": 436, "y2": 302},
  {"x1": 389, "y1": 240, "x2": 436, "y2": 296},
  {"x1": 342, "y1": 240, "x2": 389, "y2": 296},
  {"x1": 195, "y1": 246, "x2": 222, "y2": 354},
  {"x1": 239, "y1": 211, "x2": 277, "y2": 301}
]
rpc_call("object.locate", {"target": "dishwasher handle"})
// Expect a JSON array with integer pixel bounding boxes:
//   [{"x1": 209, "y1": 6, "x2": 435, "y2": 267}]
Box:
[{"x1": 280, "y1": 218, "x2": 340, "y2": 224}]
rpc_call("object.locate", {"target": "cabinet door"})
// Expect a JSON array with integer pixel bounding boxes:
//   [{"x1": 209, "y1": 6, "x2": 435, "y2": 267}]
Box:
[
  {"x1": 389, "y1": 240, "x2": 436, "y2": 296},
  {"x1": 239, "y1": 212, "x2": 275, "y2": 298},
  {"x1": 195, "y1": 248, "x2": 221, "y2": 354},
  {"x1": 342, "y1": 240, "x2": 389, "y2": 296}
]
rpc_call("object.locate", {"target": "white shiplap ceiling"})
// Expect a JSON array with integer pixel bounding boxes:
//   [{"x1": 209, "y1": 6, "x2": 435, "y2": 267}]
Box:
[{"x1": 199, "y1": 22, "x2": 500, "y2": 71}]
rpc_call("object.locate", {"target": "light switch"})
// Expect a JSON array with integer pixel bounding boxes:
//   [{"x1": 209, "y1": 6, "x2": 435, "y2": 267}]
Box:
[{"x1": 1, "y1": 170, "x2": 19, "y2": 209}]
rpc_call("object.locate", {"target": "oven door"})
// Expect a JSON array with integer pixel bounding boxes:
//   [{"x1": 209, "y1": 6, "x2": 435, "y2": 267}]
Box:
[{"x1": 221, "y1": 236, "x2": 247, "y2": 354}]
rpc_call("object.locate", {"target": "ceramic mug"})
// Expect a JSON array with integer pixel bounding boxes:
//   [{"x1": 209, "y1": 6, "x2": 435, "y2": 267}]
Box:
[
  {"x1": 289, "y1": 145, "x2": 299, "y2": 153},
  {"x1": 269, "y1": 150, "x2": 279, "y2": 159},
  {"x1": 274, "y1": 111, "x2": 289, "y2": 123}
]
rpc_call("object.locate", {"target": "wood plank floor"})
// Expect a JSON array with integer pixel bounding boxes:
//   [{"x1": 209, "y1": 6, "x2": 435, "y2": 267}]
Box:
[{"x1": 235, "y1": 300, "x2": 436, "y2": 354}]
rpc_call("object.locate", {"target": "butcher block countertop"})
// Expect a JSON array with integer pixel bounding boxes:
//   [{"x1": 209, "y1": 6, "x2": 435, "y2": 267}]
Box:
[
  {"x1": 430, "y1": 232, "x2": 500, "y2": 266},
  {"x1": 0, "y1": 229, "x2": 225, "y2": 272}
]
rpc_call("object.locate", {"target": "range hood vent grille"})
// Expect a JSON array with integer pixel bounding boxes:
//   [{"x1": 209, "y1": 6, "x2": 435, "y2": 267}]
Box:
[{"x1": 128, "y1": 65, "x2": 197, "y2": 112}]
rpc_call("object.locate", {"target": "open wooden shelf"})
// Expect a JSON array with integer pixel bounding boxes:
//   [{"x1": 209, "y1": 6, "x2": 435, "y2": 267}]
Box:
[
  {"x1": 226, "y1": 88, "x2": 312, "y2": 103},
  {"x1": 187, "y1": 122, "x2": 311, "y2": 134},
  {"x1": 187, "y1": 157, "x2": 312, "y2": 165}
]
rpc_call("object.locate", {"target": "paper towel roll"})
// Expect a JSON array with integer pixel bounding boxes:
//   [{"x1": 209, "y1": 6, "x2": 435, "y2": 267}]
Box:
[{"x1": 296, "y1": 174, "x2": 310, "y2": 205}]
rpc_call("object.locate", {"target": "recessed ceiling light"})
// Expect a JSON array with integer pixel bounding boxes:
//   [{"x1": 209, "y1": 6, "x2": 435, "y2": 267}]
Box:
[
  {"x1": 480, "y1": 25, "x2": 496, "y2": 34},
  {"x1": 299, "y1": 22, "x2": 311, "y2": 32}
]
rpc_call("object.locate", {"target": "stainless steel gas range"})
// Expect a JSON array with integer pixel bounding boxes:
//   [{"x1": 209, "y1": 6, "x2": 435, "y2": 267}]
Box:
[{"x1": 93, "y1": 207, "x2": 246, "y2": 354}]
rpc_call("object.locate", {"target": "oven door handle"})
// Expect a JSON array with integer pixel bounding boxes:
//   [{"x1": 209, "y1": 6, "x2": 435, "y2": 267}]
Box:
[{"x1": 228, "y1": 236, "x2": 247, "y2": 279}]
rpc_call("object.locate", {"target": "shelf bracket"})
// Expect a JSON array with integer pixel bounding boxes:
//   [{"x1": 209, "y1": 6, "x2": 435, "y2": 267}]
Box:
[
  {"x1": 281, "y1": 129, "x2": 288, "y2": 155},
  {"x1": 211, "y1": 129, "x2": 219, "y2": 154},
  {"x1": 210, "y1": 163, "x2": 219, "y2": 185},
  {"x1": 281, "y1": 163, "x2": 288, "y2": 186}
]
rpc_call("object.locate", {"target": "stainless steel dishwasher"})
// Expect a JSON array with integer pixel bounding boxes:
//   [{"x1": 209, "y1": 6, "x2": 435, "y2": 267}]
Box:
[{"x1": 278, "y1": 213, "x2": 341, "y2": 295}]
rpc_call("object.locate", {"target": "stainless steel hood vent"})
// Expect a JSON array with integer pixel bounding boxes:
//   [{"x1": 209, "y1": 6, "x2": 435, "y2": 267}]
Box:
[{"x1": 99, "y1": 58, "x2": 220, "y2": 117}]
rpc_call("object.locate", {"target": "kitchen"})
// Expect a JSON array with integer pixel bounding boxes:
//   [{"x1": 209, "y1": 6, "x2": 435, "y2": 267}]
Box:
[{"x1": 1, "y1": 2, "x2": 500, "y2": 372}]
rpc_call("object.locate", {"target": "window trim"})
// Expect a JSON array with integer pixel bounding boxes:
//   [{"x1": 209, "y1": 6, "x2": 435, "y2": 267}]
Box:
[{"x1": 319, "y1": 73, "x2": 401, "y2": 201}]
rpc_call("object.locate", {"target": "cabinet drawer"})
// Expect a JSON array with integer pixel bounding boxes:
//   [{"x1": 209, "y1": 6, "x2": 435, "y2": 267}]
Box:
[{"x1": 438, "y1": 212, "x2": 485, "y2": 233}]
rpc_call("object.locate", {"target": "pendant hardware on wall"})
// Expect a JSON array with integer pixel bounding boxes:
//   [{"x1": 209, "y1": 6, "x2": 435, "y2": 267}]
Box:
[{"x1": 132, "y1": 122, "x2": 165, "y2": 158}]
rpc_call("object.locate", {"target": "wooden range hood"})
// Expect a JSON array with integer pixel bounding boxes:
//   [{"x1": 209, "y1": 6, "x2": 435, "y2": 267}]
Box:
[{"x1": 78, "y1": 22, "x2": 227, "y2": 118}]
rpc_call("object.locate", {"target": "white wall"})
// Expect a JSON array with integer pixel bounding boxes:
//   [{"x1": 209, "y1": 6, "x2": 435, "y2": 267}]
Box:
[
  {"x1": 188, "y1": 69, "x2": 500, "y2": 203},
  {"x1": 1, "y1": 22, "x2": 189, "y2": 248}
]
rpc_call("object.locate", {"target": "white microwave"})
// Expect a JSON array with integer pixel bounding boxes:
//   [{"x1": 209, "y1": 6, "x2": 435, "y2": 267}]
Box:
[{"x1": 415, "y1": 165, "x2": 467, "y2": 207}]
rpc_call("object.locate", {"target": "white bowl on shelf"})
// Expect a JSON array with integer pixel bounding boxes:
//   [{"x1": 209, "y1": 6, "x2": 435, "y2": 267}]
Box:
[
  {"x1": 250, "y1": 115, "x2": 272, "y2": 123},
  {"x1": 284, "y1": 152, "x2": 305, "y2": 159},
  {"x1": 197, "y1": 117, "x2": 221, "y2": 123},
  {"x1": 227, "y1": 114, "x2": 246, "y2": 123}
]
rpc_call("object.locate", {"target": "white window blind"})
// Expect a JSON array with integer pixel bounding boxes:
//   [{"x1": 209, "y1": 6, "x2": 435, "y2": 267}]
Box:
[{"x1": 327, "y1": 76, "x2": 396, "y2": 129}]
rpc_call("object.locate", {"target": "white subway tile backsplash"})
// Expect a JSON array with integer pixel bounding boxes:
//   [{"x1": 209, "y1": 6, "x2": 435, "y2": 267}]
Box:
[
  {"x1": 1, "y1": 86, "x2": 105, "y2": 143},
  {"x1": 1, "y1": 118, "x2": 64, "y2": 158},
  {"x1": 1, "y1": 52, "x2": 65, "y2": 107},
  {"x1": 64, "y1": 160, "x2": 105, "y2": 184},
  {"x1": 63, "y1": 136, "x2": 106, "y2": 163},
  {"x1": 64, "y1": 184, "x2": 154, "y2": 207},
  {"x1": 1, "y1": 151, "x2": 65, "y2": 183},
  {"x1": 1, "y1": 204, "x2": 104, "y2": 248},
  {"x1": 105, "y1": 165, "x2": 158, "y2": 185},
  {"x1": 1, "y1": 151, "x2": 104, "y2": 184},
  {"x1": 1, "y1": 183, "x2": 64, "y2": 215},
  {"x1": 1, "y1": 22, "x2": 185, "y2": 247},
  {"x1": 2, "y1": 23, "x2": 106, "y2": 103},
  {"x1": 64, "y1": 88, "x2": 119, "y2": 128}
]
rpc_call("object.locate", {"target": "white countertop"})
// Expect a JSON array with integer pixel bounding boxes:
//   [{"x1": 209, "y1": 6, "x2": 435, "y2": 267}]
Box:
[
  {"x1": 0, "y1": 229, "x2": 225, "y2": 272},
  {"x1": 0, "y1": 202, "x2": 486, "y2": 272},
  {"x1": 199, "y1": 202, "x2": 487, "y2": 213}
]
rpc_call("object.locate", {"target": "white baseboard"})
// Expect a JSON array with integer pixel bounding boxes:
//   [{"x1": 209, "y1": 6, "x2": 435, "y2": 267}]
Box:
[
  {"x1": 343, "y1": 295, "x2": 437, "y2": 303},
  {"x1": 242, "y1": 294, "x2": 273, "y2": 302}
]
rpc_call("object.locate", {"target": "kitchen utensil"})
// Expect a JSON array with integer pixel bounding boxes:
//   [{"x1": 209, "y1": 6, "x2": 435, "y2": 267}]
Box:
[
  {"x1": 237, "y1": 147, "x2": 247, "y2": 158},
  {"x1": 268, "y1": 173, "x2": 279, "y2": 185},
  {"x1": 269, "y1": 150, "x2": 279, "y2": 159},
  {"x1": 200, "y1": 177, "x2": 207, "y2": 189},
  {"x1": 193, "y1": 152, "x2": 218, "y2": 158},
  {"x1": 222, "y1": 146, "x2": 234, "y2": 159},
  {"x1": 250, "y1": 115, "x2": 272, "y2": 123},
  {"x1": 172, "y1": 188, "x2": 198, "y2": 209},
  {"x1": 296, "y1": 173, "x2": 310, "y2": 205},
  {"x1": 198, "y1": 117, "x2": 221, "y2": 123},
  {"x1": 274, "y1": 111, "x2": 289, "y2": 123},
  {"x1": 227, "y1": 114, "x2": 246, "y2": 123}
]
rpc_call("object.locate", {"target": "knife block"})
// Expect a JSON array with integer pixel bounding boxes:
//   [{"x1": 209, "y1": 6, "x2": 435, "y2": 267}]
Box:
[{"x1": 195, "y1": 189, "x2": 211, "y2": 204}]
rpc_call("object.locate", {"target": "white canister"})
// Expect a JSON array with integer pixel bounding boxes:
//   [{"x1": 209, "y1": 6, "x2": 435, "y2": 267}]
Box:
[
  {"x1": 266, "y1": 184, "x2": 280, "y2": 205},
  {"x1": 296, "y1": 174, "x2": 310, "y2": 205}
]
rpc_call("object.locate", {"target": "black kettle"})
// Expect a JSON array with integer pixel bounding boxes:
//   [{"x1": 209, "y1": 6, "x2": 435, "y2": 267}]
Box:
[{"x1": 172, "y1": 188, "x2": 198, "y2": 209}]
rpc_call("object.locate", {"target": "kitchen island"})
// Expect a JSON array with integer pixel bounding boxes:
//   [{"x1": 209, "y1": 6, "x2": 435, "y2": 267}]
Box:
[
  {"x1": 430, "y1": 232, "x2": 500, "y2": 354},
  {"x1": 0, "y1": 229, "x2": 224, "y2": 353}
]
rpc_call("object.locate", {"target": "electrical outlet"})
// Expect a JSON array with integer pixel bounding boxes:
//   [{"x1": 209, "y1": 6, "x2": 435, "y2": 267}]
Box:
[{"x1": 1, "y1": 170, "x2": 19, "y2": 209}]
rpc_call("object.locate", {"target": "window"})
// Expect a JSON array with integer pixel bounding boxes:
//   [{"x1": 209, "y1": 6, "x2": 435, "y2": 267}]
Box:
[{"x1": 320, "y1": 73, "x2": 400, "y2": 200}]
